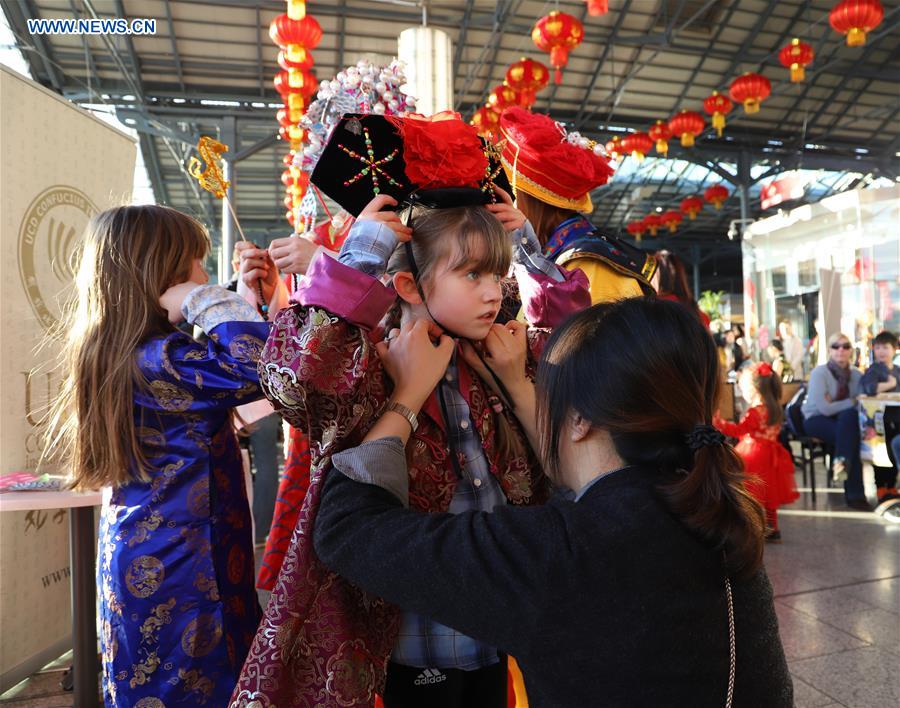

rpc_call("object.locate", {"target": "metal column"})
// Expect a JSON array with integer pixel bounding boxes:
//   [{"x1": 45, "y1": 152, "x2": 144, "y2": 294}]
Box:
[{"x1": 220, "y1": 116, "x2": 238, "y2": 283}]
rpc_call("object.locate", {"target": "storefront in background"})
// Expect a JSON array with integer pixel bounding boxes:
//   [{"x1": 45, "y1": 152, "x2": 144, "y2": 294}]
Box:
[{"x1": 742, "y1": 185, "x2": 899, "y2": 374}]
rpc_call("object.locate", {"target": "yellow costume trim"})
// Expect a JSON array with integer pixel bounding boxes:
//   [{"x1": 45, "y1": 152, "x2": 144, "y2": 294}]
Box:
[
  {"x1": 499, "y1": 125, "x2": 593, "y2": 213},
  {"x1": 558, "y1": 250, "x2": 656, "y2": 298},
  {"x1": 501, "y1": 159, "x2": 593, "y2": 212}
]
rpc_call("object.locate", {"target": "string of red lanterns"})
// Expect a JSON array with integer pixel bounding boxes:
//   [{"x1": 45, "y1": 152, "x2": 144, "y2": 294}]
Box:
[
  {"x1": 471, "y1": 57, "x2": 550, "y2": 138},
  {"x1": 270, "y1": 0, "x2": 322, "y2": 227},
  {"x1": 463, "y1": 0, "x2": 879, "y2": 241}
]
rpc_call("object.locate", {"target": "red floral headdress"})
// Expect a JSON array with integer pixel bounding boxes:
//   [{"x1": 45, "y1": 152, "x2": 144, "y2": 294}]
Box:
[{"x1": 389, "y1": 111, "x2": 488, "y2": 189}]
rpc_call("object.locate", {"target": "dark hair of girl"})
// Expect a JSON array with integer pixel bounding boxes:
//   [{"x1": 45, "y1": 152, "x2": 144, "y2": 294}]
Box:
[
  {"x1": 536, "y1": 297, "x2": 765, "y2": 578},
  {"x1": 752, "y1": 365, "x2": 784, "y2": 426},
  {"x1": 654, "y1": 250, "x2": 694, "y2": 305}
]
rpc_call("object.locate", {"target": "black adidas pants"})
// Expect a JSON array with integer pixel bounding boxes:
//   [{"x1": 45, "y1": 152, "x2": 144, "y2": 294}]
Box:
[{"x1": 382, "y1": 655, "x2": 508, "y2": 708}]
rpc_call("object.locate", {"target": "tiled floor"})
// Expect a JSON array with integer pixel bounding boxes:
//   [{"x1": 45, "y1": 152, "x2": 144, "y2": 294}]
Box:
[{"x1": 2, "y1": 462, "x2": 898, "y2": 707}]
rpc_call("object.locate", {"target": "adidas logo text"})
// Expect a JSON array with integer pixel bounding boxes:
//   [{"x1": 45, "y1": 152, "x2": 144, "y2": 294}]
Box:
[{"x1": 414, "y1": 668, "x2": 447, "y2": 686}]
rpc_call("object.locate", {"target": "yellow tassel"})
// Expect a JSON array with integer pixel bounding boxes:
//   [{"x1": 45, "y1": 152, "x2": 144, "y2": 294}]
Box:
[
  {"x1": 288, "y1": 67, "x2": 304, "y2": 89},
  {"x1": 287, "y1": 0, "x2": 306, "y2": 20},
  {"x1": 847, "y1": 28, "x2": 866, "y2": 46},
  {"x1": 655, "y1": 139, "x2": 668, "y2": 155},
  {"x1": 790, "y1": 64, "x2": 805, "y2": 82},
  {"x1": 287, "y1": 93, "x2": 305, "y2": 112},
  {"x1": 680, "y1": 133, "x2": 694, "y2": 148},
  {"x1": 286, "y1": 44, "x2": 307, "y2": 64},
  {"x1": 713, "y1": 112, "x2": 725, "y2": 137},
  {"x1": 743, "y1": 98, "x2": 760, "y2": 114}
]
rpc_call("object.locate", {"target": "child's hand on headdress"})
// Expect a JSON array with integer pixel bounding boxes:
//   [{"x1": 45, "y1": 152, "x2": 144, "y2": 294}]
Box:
[
  {"x1": 376, "y1": 319, "x2": 454, "y2": 411},
  {"x1": 485, "y1": 187, "x2": 526, "y2": 232},
  {"x1": 358, "y1": 195, "x2": 413, "y2": 241}
]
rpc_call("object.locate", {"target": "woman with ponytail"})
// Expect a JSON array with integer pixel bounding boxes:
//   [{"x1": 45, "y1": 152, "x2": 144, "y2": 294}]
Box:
[
  {"x1": 715, "y1": 362, "x2": 800, "y2": 542},
  {"x1": 312, "y1": 297, "x2": 792, "y2": 707}
]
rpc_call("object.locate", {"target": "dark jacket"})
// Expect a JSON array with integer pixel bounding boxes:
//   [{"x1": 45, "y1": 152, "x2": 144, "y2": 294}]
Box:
[
  {"x1": 313, "y1": 452, "x2": 793, "y2": 707},
  {"x1": 860, "y1": 361, "x2": 900, "y2": 395}
]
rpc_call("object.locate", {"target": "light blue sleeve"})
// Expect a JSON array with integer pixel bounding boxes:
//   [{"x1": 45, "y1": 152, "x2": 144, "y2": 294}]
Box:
[
  {"x1": 510, "y1": 220, "x2": 565, "y2": 283},
  {"x1": 337, "y1": 219, "x2": 399, "y2": 278},
  {"x1": 181, "y1": 284, "x2": 263, "y2": 334}
]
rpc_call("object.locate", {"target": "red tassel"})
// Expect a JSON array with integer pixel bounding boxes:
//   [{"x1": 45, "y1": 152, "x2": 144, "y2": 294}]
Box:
[{"x1": 554, "y1": 67, "x2": 562, "y2": 84}]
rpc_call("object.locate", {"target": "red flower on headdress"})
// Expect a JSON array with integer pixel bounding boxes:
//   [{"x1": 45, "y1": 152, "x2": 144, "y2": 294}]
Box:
[
  {"x1": 391, "y1": 112, "x2": 488, "y2": 190},
  {"x1": 756, "y1": 362, "x2": 774, "y2": 377}
]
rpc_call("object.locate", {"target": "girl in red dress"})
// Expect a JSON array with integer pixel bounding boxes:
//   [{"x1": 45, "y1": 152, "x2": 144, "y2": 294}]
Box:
[{"x1": 715, "y1": 362, "x2": 799, "y2": 541}]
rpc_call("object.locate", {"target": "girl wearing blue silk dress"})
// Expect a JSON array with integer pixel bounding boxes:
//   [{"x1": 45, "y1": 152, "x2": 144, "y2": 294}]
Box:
[{"x1": 44, "y1": 205, "x2": 282, "y2": 706}]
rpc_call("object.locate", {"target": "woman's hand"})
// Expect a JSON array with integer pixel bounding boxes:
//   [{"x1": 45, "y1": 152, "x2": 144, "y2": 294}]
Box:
[
  {"x1": 461, "y1": 320, "x2": 540, "y2": 450},
  {"x1": 236, "y1": 240, "x2": 281, "y2": 306},
  {"x1": 358, "y1": 195, "x2": 413, "y2": 241},
  {"x1": 269, "y1": 234, "x2": 320, "y2": 275},
  {"x1": 460, "y1": 320, "x2": 530, "y2": 402},
  {"x1": 160, "y1": 281, "x2": 206, "y2": 325},
  {"x1": 485, "y1": 187, "x2": 526, "y2": 232},
  {"x1": 375, "y1": 319, "x2": 454, "y2": 412}
]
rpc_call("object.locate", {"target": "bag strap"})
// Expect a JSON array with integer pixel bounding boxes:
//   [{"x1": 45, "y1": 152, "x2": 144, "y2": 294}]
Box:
[{"x1": 725, "y1": 574, "x2": 736, "y2": 708}]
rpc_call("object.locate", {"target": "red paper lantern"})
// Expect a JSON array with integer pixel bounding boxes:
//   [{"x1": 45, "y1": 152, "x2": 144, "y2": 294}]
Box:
[
  {"x1": 680, "y1": 196, "x2": 704, "y2": 220},
  {"x1": 282, "y1": 152, "x2": 295, "y2": 166},
  {"x1": 626, "y1": 221, "x2": 645, "y2": 241},
  {"x1": 269, "y1": 13, "x2": 323, "y2": 52},
  {"x1": 283, "y1": 195, "x2": 294, "y2": 210},
  {"x1": 505, "y1": 58, "x2": 550, "y2": 108},
  {"x1": 704, "y1": 184, "x2": 730, "y2": 210},
  {"x1": 488, "y1": 84, "x2": 520, "y2": 111},
  {"x1": 605, "y1": 135, "x2": 623, "y2": 160},
  {"x1": 668, "y1": 110, "x2": 705, "y2": 148},
  {"x1": 779, "y1": 38, "x2": 814, "y2": 82},
  {"x1": 648, "y1": 120, "x2": 672, "y2": 156},
  {"x1": 703, "y1": 91, "x2": 734, "y2": 137},
  {"x1": 621, "y1": 132, "x2": 654, "y2": 162},
  {"x1": 729, "y1": 73, "x2": 771, "y2": 114},
  {"x1": 642, "y1": 214, "x2": 662, "y2": 237},
  {"x1": 662, "y1": 210, "x2": 683, "y2": 233},
  {"x1": 532, "y1": 11, "x2": 585, "y2": 84},
  {"x1": 829, "y1": 0, "x2": 883, "y2": 46},
  {"x1": 471, "y1": 106, "x2": 501, "y2": 136},
  {"x1": 586, "y1": 0, "x2": 609, "y2": 15}
]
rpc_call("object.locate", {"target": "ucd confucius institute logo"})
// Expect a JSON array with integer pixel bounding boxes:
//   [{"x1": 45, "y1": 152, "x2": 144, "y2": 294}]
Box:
[{"x1": 17, "y1": 186, "x2": 97, "y2": 332}]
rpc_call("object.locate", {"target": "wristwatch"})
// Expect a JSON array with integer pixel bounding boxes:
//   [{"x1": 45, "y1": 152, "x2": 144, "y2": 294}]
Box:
[{"x1": 385, "y1": 400, "x2": 419, "y2": 432}]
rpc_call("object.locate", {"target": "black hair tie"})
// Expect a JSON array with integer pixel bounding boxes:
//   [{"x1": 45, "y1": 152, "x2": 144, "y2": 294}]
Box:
[{"x1": 685, "y1": 424, "x2": 726, "y2": 451}]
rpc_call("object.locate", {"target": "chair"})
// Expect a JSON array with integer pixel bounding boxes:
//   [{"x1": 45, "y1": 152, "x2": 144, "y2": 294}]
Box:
[{"x1": 783, "y1": 386, "x2": 833, "y2": 502}]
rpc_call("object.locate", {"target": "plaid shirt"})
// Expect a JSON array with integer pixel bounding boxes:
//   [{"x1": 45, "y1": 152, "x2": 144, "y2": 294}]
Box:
[
  {"x1": 339, "y1": 217, "x2": 565, "y2": 670},
  {"x1": 390, "y1": 354, "x2": 507, "y2": 670}
]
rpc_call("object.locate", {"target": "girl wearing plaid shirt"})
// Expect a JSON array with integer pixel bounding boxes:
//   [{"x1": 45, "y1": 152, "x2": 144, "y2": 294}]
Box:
[{"x1": 232, "y1": 185, "x2": 589, "y2": 708}]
